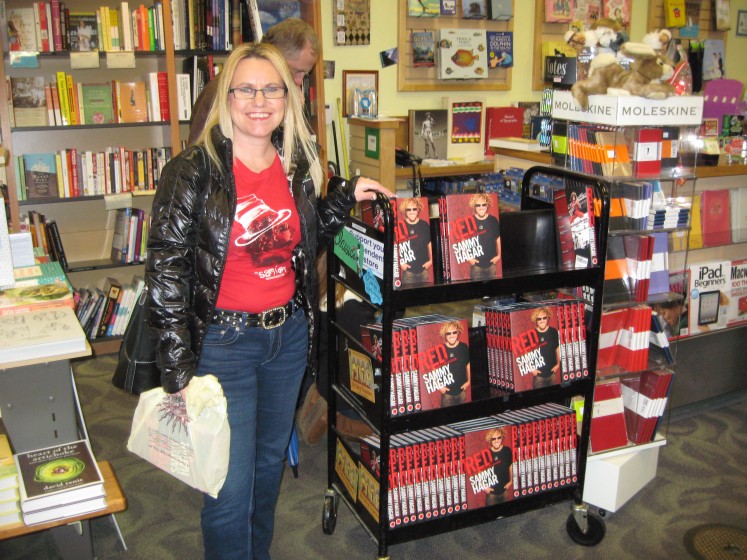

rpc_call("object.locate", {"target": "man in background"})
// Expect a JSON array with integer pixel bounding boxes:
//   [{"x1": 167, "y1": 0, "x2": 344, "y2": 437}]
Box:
[{"x1": 188, "y1": 18, "x2": 319, "y2": 144}]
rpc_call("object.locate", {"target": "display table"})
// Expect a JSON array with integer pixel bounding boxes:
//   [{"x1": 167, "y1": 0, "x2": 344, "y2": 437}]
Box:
[{"x1": 0, "y1": 346, "x2": 127, "y2": 558}]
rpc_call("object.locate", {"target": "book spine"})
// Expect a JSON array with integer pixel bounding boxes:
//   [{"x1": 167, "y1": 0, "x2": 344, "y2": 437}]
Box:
[
  {"x1": 46, "y1": 220, "x2": 69, "y2": 270},
  {"x1": 55, "y1": 71, "x2": 70, "y2": 126}
]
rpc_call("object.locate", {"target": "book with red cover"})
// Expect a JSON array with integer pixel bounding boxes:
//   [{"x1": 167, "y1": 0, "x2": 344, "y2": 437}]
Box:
[
  {"x1": 395, "y1": 197, "x2": 434, "y2": 286},
  {"x1": 415, "y1": 317, "x2": 471, "y2": 410},
  {"x1": 700, "y1": 189, "x2": 732, "y2": 248},
  {"x1": 507, "y1": 304, "x2": 563, "y2": 392},
  {"x1": 630, "y1": 127, "x2": 663, "y2": 177},
  {"x1": 452, "y1": 418, "x2": 514, "y2": 510},
  {"x1": 441, "y1": 193, "x2": 502, "y2": 281},
  {"x1": 484, "y1": 106, "x2": 524, "y2": 156},
  {"x1": 590, "y1": 379, "x2": 629, "y2": 453},
  {"x1": 554, "y1": 182, "x2": 598, "y2": 269}
]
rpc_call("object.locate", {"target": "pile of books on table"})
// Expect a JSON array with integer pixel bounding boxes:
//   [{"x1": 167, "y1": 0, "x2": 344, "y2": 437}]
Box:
[
  {"x1": 13, "y1": 439, "x2": 105, "y2": 526},
  {"x1": 0, "y1": 421, "x2": 21, "y2": 528}
]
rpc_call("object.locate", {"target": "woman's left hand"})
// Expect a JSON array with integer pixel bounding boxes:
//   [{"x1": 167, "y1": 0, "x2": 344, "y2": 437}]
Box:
[{"x1": 353, "y1": 177, "x2": 394, "y2": 202}]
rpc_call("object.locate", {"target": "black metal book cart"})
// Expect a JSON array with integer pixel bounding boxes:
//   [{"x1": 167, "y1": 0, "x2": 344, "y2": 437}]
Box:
[{"x1": 323, "y1": 166, "x2": 610, "y2": 559}]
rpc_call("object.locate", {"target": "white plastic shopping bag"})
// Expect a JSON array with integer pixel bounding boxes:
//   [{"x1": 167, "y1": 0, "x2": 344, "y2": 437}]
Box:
[{"x1": 127, "y1": 374, "x2": 230, "y2": 498}]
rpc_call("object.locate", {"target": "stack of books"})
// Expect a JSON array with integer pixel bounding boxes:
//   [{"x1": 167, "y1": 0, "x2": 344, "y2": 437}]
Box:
[
  {"x1": 0, "y1": 421, "x2": 21, "y2": 528},
  {"x1": 13, "y1": 439, "x2": 106, "y2": 526}
]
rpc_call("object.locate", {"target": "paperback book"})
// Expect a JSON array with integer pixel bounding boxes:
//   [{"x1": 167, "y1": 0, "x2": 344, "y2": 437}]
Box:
[
  {"x1": 0, "y1": 306, "x2": 86, "y2": 363},
  {"x1": 437, "y1": 29, "x2": 488, "y2": 80},
  {"x1": 486, "y1": 31, "x2": 513, "y2": 69},
  {"x1": 408, "y1": 109, "x2": 448, "y2": 161},
  {"x1": 411, "y1": 31, "x2": 436, "y2": 68},
  {"x1": 395, "y1": 196, "x2": 434, "y2": 286},
  {"x1": 22, "y1": 153, "x2": 58, "y2": 199},
  {"x1": 14, "y1": 439, "x2": 104, "y2": 513}
]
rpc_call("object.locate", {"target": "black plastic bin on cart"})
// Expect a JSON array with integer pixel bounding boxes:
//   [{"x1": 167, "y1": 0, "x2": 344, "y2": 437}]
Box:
[{"x1": 323, "y1": 166, "x2": 610, "y2": 559}]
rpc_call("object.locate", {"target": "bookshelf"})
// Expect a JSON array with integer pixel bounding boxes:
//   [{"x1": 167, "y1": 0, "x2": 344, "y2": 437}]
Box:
[
  {"x1": 1, "y1": 0, "x2": 328, "y2": 353},
  {"x1": 396, "y1": 0, "x2": 514, "y2": 92}
]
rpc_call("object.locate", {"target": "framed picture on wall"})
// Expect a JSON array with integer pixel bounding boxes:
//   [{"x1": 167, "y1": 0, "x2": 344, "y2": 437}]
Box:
[
  {"x1": 738, "y1": 10, "x2": 747, "y2": 36},
  {"x1": 342, "y1": 70, "x2": 378, "y2": 117}
]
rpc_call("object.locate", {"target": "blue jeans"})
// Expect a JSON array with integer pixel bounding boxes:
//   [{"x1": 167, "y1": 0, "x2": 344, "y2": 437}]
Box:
[{"x1": 198, "y1": 307, "x2": 308, "y2": 560}]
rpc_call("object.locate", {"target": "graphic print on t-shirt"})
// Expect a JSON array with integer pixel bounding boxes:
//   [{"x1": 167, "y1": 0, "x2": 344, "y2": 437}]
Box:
[{"x1": 233, "y1": 193, "x2": 296, "y2": 277}]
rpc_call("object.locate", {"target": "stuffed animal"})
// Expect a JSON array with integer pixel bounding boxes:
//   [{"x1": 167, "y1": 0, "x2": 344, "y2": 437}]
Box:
[
  {"x1": 571, "y1": 42, "x2": 675, "y2": 110},
  {"x1": 642, "y1": 28, "x2": 674, "y2": 60},
  {"x1": 590, "y1": 18, "x2": 628, "y2": 54}
]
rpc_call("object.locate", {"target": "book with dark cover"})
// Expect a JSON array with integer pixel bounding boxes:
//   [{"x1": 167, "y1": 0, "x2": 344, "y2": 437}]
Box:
[
  {"x1": 441, "y1": 193, "x2": 502, "y2": 281},
  {"x1": 14, "y1": 439, "x2": 104, "y2": 514},
  {"x1": 408, "y1": 109, "x2": 447, "y2": 161},
  {"x1": 96, "y1": 277, "x2": 123, "y2": 338},
  {"x1": 45, "y1": 220, "x2": 69, "y2": 271},
  {"x1": 67, "y1": 11, "x2": 99, "y2": 51},
  {"x1": 22, "y1": 153, "x2": 58, "y2": 199},
  {"x1": 486, "y1": 31, "x2": 512, "y2": 69}
]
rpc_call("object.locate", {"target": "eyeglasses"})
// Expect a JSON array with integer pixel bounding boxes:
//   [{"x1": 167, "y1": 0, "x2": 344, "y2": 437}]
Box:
[
  {"x1": 229, "y1": 86, "x2": 288, "y2": 99},
  {"x1": 445, "y1": 331, "x2": 458, "y2": 336},
  {"x1": 475, "y1": 203, "x2": 488, "y2": 208},
  {"x1": 491, "y1": 436, "x2": 503, "y2": 441},
  {"x1": 536, "y1": 316, "x2": 549, "y2": 321},
  {"x1": 405, "y1": 208, "x2": 419, "y2": 212}
]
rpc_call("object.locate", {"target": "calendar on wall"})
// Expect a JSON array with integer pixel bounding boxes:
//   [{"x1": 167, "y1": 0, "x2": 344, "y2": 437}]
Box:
[{"x1": 333, "y1": 0, "x2": 371, "y2": 46}]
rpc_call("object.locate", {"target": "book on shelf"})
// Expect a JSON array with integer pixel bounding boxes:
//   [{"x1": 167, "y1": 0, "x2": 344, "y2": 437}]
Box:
[
  {"x1": 10, "y1": 76, "x2": 48, "y2": 128},
  {"x1": 414, "y1": 316, "x2": 472, "y2": 412},
  {"x1": 67, "y1": 11, "x2": 99, "y2": 51},
  {"x1": 116, "y1": 81, "x2": 148, "y2": 123},
  {"x1": 620, "y1": 369, "x2": 673, "y2": 445},
  {"x1": 726, "y1": 259, "x2": 747, "y2": 328},
  {"x1": 6, "y1": 7, "x2": 38, "y2": 52},
  {"x1": 176, "y1": 73, "x2": 192, "y2": 120},
  {"x1": 629, "y1": 128, "x2": 663, "y2": 177},
  {"x1": 81, "y1": 82, "x2": 115, "y2": 125},
  {"x1": 686, "y1": 260, "x2": 730, "y2": 335},
  {"x1": 0, "y1": 305, "x2": 85, "y2": 363},
  {"x1": 441, "y1": 0, "x2": 457, "y2": 16},
  {"x1": 649, "y1": 310, "x2": 674, "y2": 364},
  {"x1": 411, "y1": 30, "x2": 436, "y2": 68},
  {"x1": 486, "y1": 31, "x2": 512, "y2": 69},
  {"x1": 488, "y1": 137, "x2": 543, "y2": 152},
  {"x1": 437, "y1": 28, "x2": 488, "y2": 80},
  {"x1": 408, "y1": 109, "x2": 448, "y2": 161},
  {"x1": 408, "y1": 0, "x2": 440, "y2": 16},
  {"x1": 462, "y1": 0, "x2": 486, "y2": 18},
  {"x1": 702, "y1": 39, "x2": 726, "y2": 81},
  {"x1": 544, "y1": 0, "x2": 572, "y2": 22},
  {"x1": 553, "y1": 183, "x2": 598, "y2": 269},
  {"x1": 395, "y1": 196, "x2": 435, "y2": 286},
  {"x1": 590, "y1": 379, "x2": 629, "y2": 453},
  {"x1": 96, "y1": 277, "x2": 123, "y2": 338},
  {"x1": 484, "y1": 107, "x2": 524, "y2": 156},
  {"x1": 664, "y1": 0, "x2": 686, "y2": 27},
  {"x1": 439, "y1": 192, "x2": 502, "y2": 281},
  {"x1": 44, "y1": 219, "x2": 68, "y2": 271},
  {"x1": 488, "y1": 0, "x2": 513, "y2": 20},
  {"x1": 22, "y1": 153, "x2": 59, "y2": 199},
  {"x1": 14, "y1": 439, "x2": 105, "y2": 526},
  {"x1": 603, "y1": 0, "x2": 630, "y2": 25}
]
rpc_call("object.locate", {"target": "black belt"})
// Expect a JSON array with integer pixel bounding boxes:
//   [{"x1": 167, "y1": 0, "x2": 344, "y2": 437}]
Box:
[{"x1": 211, "y1": 293, "x2": 304, "y2": 330}]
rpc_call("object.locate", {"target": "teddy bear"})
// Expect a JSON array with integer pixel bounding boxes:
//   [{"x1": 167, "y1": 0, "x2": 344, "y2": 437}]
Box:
[{"x1": 570, "y1": 42, "x2": 675, "y2": 110}]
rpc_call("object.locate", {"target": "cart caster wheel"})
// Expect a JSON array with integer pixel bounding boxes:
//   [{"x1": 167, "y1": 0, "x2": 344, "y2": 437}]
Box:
[
  {"x1": 322, "y1": 493, "x2": 338, "y2": 535},
  {"x1": 598, "y1": 508, "x2": 606, "y2": 517},
  {"x1": 566, "y1": 512, "x2": 605, "y2": 546}
]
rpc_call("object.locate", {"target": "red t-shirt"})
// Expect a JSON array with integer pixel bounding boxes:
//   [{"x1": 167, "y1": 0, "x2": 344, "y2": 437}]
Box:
[{"x1": 216, "y1": 155, "x2": 301, "y2": 313}]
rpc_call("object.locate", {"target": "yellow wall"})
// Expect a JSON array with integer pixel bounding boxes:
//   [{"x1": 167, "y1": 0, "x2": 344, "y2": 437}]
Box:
[{"x1": 320, "y1": 0, "x2": 747, "y2": 158}]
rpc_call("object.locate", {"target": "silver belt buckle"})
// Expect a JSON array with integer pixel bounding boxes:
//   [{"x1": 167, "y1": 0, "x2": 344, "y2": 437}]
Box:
[{"x1": 260, "y1": 305, "x2": 287, "y2": 329}]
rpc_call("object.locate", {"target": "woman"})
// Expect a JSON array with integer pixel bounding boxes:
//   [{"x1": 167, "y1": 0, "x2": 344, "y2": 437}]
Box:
[{"x1": 145, "y1": 43, "x2": 390, "y2": 559}]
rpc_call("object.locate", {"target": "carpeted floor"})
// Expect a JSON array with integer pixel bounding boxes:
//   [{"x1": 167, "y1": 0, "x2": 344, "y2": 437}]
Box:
[{"x1": 1, "y1": 354, "x2": 746, "y2": 560}]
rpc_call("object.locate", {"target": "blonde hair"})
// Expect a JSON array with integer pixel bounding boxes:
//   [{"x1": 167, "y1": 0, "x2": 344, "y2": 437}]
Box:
[
  {"x1": 468, "y1": 193, "x2": 491, "y2": 210},
  {"x1": 485, "y1": 427, "x2": 508, "y2": 443},
  {"x1": 439, "y1": 321, "x2": 463, "y2": 338},
  {"x1": 399, "y1": 197, "x2": 423, "y2": 213},
  {"x1": 195, "y1": 42, "x2": 323, "y2": 194},
  {"x1": 531, "y1": 306, "x2": 553, "y2": 323}
]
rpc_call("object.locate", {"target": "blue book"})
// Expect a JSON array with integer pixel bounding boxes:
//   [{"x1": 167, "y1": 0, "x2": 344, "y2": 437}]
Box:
[{"x1": 487, "y1": 31, "x2": 513, "y2": 69}]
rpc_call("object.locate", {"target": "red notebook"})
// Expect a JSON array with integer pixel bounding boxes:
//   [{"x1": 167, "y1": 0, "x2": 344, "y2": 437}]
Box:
[
  {"x1": 590, "y1": 379, "x2": 629, "y2": 453},
  {"x1": 700, "y1": 189, "x2": 732, "y2": 247}
]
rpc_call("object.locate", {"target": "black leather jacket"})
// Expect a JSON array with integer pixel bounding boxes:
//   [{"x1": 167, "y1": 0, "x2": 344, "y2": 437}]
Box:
[{"x1": 146, "y1": 126, "x2": 357, "y2": 393}]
